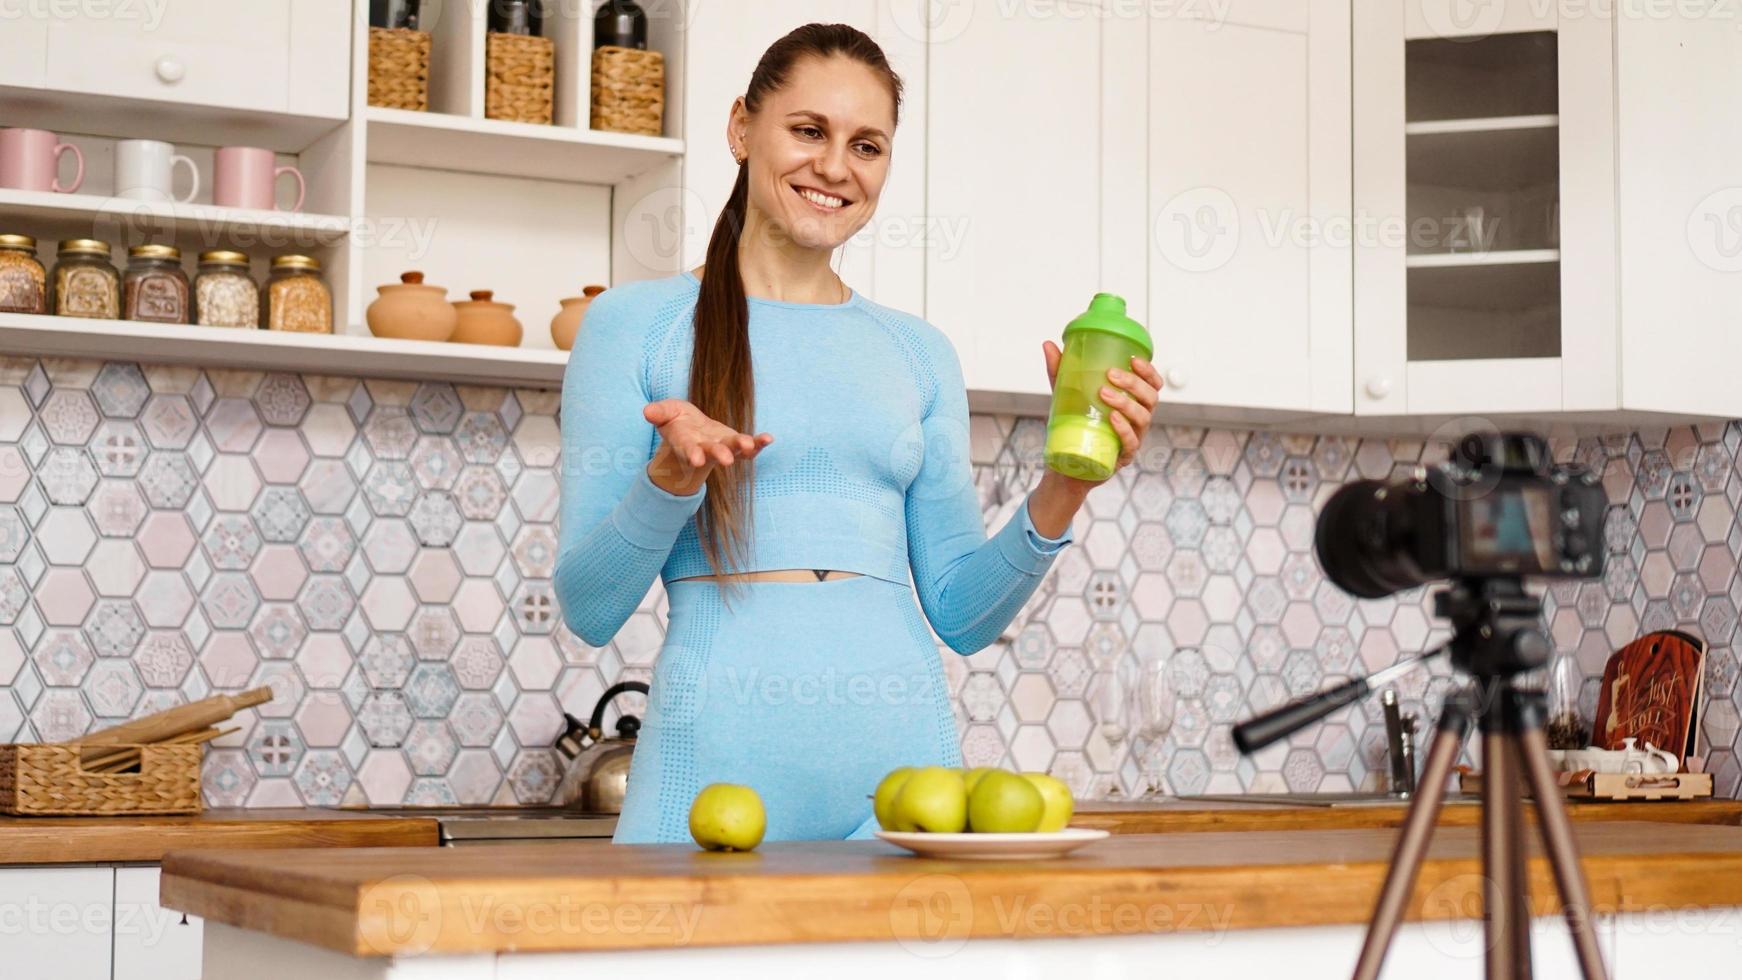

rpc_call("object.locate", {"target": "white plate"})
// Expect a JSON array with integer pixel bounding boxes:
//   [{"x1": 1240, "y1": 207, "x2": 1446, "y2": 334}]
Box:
[{"x1": 875, "y1": 827, "x2": 1109, "y2": 860}]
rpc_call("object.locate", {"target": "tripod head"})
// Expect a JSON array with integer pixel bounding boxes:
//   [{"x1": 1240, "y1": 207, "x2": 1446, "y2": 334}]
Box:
[{"x1": 1434, "y1": 577, "x2": 1551, "y2": 680}]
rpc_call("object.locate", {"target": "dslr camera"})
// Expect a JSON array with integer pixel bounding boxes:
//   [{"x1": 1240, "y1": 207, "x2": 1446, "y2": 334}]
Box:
[{"x1": 1315, "y1": 432, "x2": 1607, "y2": 599}]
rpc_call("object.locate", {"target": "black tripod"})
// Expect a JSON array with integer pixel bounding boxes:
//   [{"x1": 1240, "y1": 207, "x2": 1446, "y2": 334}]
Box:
[{"x1": 1234, "y1": 578, "x2": 1609, "y2": 980}]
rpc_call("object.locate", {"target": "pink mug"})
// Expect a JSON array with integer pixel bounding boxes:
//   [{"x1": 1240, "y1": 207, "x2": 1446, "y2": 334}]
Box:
[
  {"x1": 0, "y1": 128, "x2": 84, "y2": 193},
  {"x1": 213, "y1": 146, "x2": 305, "y2": 212}
]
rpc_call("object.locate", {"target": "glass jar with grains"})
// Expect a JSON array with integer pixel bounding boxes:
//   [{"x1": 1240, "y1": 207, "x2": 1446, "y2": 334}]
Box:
[
  {"x1": 0, "y1": 234, "x2": 47, "y2": 314},
  {"x1": 53, "y1": 240, "x2": 121, "y2": 319},
  {"x1": 194, "y1": 251, "x2": 258, "y2": 328},
  {"x1": 123, "y1": 244, "x2": 190, "y2": 323},
  {"x1": 263, "y1": 254, "x2": 332, "y2": 333}
]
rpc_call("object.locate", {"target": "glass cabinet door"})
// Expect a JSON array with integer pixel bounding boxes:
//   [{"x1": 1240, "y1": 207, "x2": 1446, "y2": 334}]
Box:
[{"x1": 1353, "y1": 0, "x2": 1617, "y2": 416}]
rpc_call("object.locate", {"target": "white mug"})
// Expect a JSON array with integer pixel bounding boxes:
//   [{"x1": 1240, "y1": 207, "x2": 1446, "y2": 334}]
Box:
[{"x1": 114, "y1": 139, "x2": 200, "y2": 204}]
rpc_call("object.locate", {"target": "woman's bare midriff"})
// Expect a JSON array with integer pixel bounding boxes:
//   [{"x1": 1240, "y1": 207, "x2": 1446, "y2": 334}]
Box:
[{"x1": 669, "y1": 569, "x2": 863, "y2": 583}]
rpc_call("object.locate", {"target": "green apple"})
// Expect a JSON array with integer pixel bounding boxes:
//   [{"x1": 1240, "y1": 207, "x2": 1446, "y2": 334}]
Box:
[
  {"x1": 874, "y1": 767, "x2": 917, "y2": 831},
  {"x1": 688, "y1": 783, "x2": 766, "y2": 851},
  {"x1": 967, "y1": 770, "x2": 1044, "y2": 833},
  {"x1": 1022, "y1": 772, "x2": 1074, "y2": 832},
  {"x1": 893, "y1": 766, "x2": 967, "y2": 833},
  {"x1": 962, "y1": 767, "x2": 999, "y2": 795}
]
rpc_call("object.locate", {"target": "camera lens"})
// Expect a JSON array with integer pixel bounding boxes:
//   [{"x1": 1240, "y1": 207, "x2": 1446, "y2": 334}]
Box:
[{"x1": 1314, "y1": 480, "x2": 1429, "y2": 599}]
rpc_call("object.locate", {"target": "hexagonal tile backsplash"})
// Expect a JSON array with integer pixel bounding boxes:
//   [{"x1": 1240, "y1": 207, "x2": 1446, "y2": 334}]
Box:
[{"x1": 2, "y1": 357, "x2": 1740, "y2": 807}]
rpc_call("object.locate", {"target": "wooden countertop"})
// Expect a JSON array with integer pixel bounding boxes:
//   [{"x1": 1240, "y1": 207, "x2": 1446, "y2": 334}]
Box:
[
  {"x1": 1073, "y1": 797, "x2": 1742, "y2": 833},
  {"x1": 11, "y1": 796, "x2": 1731, "y2": 866},
  {"x1": 161, "y1": 821, "x2": 1742, "y2": 957},
  {"x1": 0, "y1": 808, "x2": 439, "y2": 865}
]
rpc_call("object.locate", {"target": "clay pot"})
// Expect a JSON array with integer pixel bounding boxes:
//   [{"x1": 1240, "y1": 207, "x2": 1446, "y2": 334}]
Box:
[
  {"x1": 366, "y1": 271, "x2": 457, "y2": 343},
  {"x1": 550, "y1": 284, "x2": 607, "y2": 351},
  {"x1": 451, "y1": 289, "x2": 523, "y2": 347}
]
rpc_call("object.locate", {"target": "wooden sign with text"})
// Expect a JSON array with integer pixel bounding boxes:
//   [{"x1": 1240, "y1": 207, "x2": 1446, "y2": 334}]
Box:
[{"x1": 1592, "y1": 629, "x2": 1707, "y2": 767}]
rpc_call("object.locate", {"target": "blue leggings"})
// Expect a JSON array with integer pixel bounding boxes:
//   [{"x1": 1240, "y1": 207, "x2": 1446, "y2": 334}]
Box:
[{"x1": 612, "y1": 574, "x2": 964, "y2": 843}]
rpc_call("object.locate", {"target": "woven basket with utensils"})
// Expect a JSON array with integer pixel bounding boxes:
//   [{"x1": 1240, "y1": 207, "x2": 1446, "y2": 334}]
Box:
[
  {"x1": 0, "y1": 743, "x2": 205, "y2": 815},
  {"x1": 0, "y1": 687, "x2": 271, "y2": 815}
]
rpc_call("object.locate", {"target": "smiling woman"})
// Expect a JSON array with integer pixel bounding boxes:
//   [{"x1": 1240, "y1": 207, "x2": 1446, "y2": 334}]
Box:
[{"x1": 552, "y1": 23, "x2": 1162, "y2": 846}]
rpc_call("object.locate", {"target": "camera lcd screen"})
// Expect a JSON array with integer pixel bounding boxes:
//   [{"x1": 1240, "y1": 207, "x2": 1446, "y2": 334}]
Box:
[{"x1": 1461, "y1": 486, "x2": 1557, "y2": 573}]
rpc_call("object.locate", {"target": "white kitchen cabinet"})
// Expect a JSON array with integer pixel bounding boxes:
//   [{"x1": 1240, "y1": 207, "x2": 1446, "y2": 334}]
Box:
[
  {"x1": 928, "y1": 0, "x2": 1350, "y2": 416},
  {"x1": 113, "y1": 866, "x2": 203, "y2": 980},
  {"x1": 1353, "y1": 0, "x2": 1742, "y2": 421},
  {"x1": 926, "y1": 0, "x2": 1104, "y2": 401},
  {"x1": 679, "y1": 1, "x2": 926, "y2": 313},
  {"x1": 0, "y1": 867, "x2": 115, "y2": 980},
  {"x1": 1145, "y1": 0, "x2": 1351, "y2": 415},
  {"x1": 1613, "y1": 8, "x2": 1742, "y2": 420},
  {"x1": 6, "y1": 0, "x2": 349, "y2": 119}
]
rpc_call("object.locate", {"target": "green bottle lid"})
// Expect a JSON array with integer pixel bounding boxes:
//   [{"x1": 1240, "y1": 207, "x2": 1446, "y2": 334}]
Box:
[{"x1": 1062, "y1": 293, "x2": 1152, "y2": 359}]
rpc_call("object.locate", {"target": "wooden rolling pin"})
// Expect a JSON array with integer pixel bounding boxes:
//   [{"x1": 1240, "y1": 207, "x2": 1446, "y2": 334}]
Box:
[
  {"x1": 67, "y1": 688, "x2": 273, "y2": 747},
  {"x1": 82, "y1": 726, "x2": 237, "y2": 774}
]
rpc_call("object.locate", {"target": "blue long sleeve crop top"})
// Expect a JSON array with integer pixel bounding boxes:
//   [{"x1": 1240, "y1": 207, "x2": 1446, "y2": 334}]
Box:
[{"x1": 553, "y1": 272, "x2": 1075, "y2": 655}]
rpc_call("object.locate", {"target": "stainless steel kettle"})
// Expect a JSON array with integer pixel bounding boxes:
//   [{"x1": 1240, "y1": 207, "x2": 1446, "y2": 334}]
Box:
[{"x1": 553, "y1": 680, "x2": 648, "y2": 813}]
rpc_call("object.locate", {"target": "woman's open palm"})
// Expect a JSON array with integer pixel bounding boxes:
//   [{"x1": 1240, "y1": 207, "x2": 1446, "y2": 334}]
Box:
[{"x1": 644, "y1": 398, "x2": 774, "y2": 494}]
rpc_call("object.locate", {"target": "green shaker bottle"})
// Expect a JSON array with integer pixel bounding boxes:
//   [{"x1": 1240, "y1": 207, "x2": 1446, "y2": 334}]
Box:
[{"x1": 1044, "y1": 293, "x2": 1153, "y2": 482}]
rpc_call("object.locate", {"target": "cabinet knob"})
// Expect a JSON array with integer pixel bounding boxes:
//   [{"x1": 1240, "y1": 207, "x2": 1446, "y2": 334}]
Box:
[
  {"x1": 1365, "y1": 376, "x2": 1393, "y2": 399},
  {"x1": 1165, "y1": 368, "x2": 1187, "y2": 390},
  {"x1": 155, "y1": 56, "x2": 185, "y2": 84}
]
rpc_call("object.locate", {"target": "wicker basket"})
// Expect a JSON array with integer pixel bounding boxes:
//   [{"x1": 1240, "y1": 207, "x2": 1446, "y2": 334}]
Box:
[
  {"x1": 0, "y1": 743, "x2": 203, "y2": 815},
  {"x1": 368, "y1": 26, "x2": 432, "y2": 111},
  {"x1": 592, "y1": 45, "x2": 665, "y2": 136},
  {"x1": 486, "y1": 32, "x2": 555, "y2": 124}
]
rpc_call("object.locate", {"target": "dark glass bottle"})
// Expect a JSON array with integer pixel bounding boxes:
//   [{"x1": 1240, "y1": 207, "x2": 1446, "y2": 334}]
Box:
[
  {"x1": 593, "y1": 0, "x2": 647, "y2": 49},
  {"x1": 369, "y1": 0, "x2": 421, "y2": 29},
  {"x1": 488, "y1": 0, "x2": 544, "y2": 36}
]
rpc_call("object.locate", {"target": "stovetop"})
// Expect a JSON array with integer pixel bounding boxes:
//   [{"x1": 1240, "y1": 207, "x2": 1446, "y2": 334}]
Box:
[{"x1": 323, "y1": 805, "x2": 619, "y2": 843}]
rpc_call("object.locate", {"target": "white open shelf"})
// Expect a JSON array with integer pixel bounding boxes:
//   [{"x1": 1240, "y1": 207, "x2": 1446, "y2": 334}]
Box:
[
  {"x1": 363, "y1": 107, "x2": 684, "y2": 184},
  {"x1": 1403, "y1": 114, "x2": 1559, "y2": 135},
  {"x1": 0, "y1": 312, "x2": 569, "y2": 389},
  {"x1": 0, "y1": 85, "x2": 346, "y2": 155},
  {"x1": 0, "y1": 0, "x2": 690, "y2": 388},
  {"x1": 1405, "y1": 249, "x2": 1560, "y2": 268},
  {"x1": 0, "y1": 187, "x2": 350, "y2": 244}
]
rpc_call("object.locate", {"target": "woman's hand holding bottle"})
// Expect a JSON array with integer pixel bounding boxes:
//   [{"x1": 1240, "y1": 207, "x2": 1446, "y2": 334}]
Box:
[{"x1": 643, "y1": 398, "x2": 774, "y2": 496}]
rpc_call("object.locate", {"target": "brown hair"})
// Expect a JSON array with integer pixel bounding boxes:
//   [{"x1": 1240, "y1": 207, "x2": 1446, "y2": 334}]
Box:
[{"x1": 690, "y1": 23, "x2": 903, "y2": 586}]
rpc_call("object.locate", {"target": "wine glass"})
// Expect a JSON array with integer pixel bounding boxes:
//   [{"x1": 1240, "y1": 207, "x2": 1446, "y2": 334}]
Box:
[
  {"x1": 1092, "y1": 655, "x2": 1142, "y2": 799},
  {"x1": 1092, "y1": 657, "x2": 1131, "y2": 748},
  {"x1": 1133, "y1": 649, "x2": 1175, "y2": 741}
]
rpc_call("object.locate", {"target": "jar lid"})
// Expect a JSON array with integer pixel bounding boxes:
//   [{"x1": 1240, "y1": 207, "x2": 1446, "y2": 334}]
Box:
[
  {"x1": 272, "y1": 255, "x2": 321, "y2": 271},
  {"x1": 58, "y1": 239, "x2": 111, "y2": 256},
  {"x1": 0, "y1": 234, "x2": 37, "y2": 251},
  {"x1": 198, "y1": 250, "x2": 249, "y2": 265},
  {"x1": 128, "y1": 244, "x2": 182, "y2": 260},
  {"x1": 1061, "y1": 293, "x2": 1153, "y2": 360}
]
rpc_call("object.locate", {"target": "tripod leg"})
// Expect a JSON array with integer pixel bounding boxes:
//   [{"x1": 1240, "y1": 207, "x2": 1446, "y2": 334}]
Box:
[
  {"x1": 1515, "y1": 722, "x2": 1610, "y2": 980},
  {"x1": 1482, "y1": 724, "x2": 1525, "y2": 980},
  {"x1": 1500, "y1": 731, "x2": 1534, "y2": 978},
  {"x1": 1353, "y1": 695, "x2": 1472, "y2": 980}
]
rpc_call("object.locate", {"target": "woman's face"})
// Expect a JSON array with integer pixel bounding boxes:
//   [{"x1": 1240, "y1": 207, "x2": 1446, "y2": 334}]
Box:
[{"x1": 731, "y1": 55, "x2": 896, "y2": 252}]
